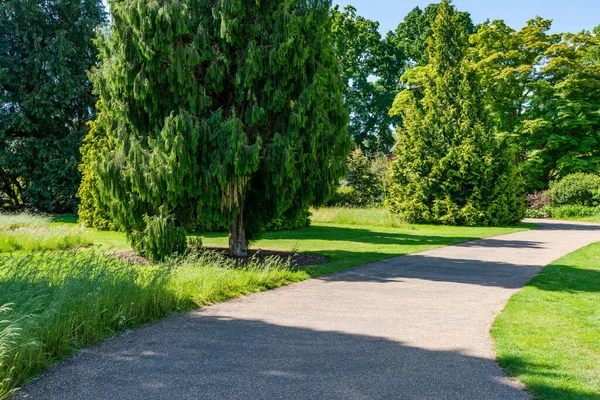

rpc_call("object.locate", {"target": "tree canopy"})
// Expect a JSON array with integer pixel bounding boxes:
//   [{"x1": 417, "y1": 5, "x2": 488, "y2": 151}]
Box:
[
  {"x1": 0, "y1": 0, "x2": 106, "y2": 211},
  {"x1": 471, "y1": 19, "x2": 600, "y2": 191},
  {"x1": 330, "y1": 5, "x2": 404, "y2": 156}
]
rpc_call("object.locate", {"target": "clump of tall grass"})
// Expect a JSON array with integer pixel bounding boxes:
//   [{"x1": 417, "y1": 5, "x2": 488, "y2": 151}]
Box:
[
  {"x1": 311, "y1": 207, "x2": 409, "y2": 228},
  {"x1": 0, "y1": 250, "x2": 307, "y2": 398},
  {"x1": 0, "y1": 213, "x2": 90, "y2": 253}
]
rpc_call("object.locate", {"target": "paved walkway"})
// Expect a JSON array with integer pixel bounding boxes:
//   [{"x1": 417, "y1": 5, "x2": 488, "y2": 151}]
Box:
[{"x1": 15, "y1": 220, "x2": 600, "y2": 400}]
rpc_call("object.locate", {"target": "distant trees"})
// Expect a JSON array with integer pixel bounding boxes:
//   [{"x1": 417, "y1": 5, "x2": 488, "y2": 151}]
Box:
[
  {"x1": 0, "y1": 0, "x2": 105, "y2": 211},
  {"x1": 387, "y1": 0, "x2": 524, "y2": 226},
  {"x1": 82, "y1": 0, "x2": 350, "y2": 260},
  {"x1": 330, "y1": 5, "x2": 404, "y2": 156},
  {"x1": 392, "y1": 3, "x2": 475, "y2": 67},
  {"x1": 471, "y1": 19, "x2": 600, "y2": 191}
]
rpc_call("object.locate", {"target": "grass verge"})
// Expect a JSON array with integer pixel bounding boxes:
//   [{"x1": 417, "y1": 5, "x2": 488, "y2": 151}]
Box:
[
  {"x1": 492, "y1": 242, "x2": 600, "y2": 399},
  {"x1": 0, "y1": 214, "x2": 90, "y2": 253},
  {"x1": 0, "y1": 251, "x2": 306, "y2": 398}
]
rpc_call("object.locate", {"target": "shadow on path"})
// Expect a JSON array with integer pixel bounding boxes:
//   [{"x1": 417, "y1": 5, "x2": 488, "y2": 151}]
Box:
[
  {"x1": 316, "y1": 251, "x2": 542, "y2": 289},
  {"x1": 16, "y1": 314, "x2": 532, "y2": 400}
]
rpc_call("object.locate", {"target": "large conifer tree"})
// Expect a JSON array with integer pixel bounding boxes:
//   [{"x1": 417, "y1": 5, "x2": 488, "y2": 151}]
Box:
[
  {"x1": 88, "y1": 0, "x2": 350, "y2": 260},
  {"x1": 387, "y1": 0, "x2": 524, "y2": 226}
]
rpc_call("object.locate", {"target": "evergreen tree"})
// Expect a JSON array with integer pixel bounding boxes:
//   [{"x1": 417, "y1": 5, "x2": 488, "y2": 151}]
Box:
[
  {"x1": 387, "y1": 0, "x2": 524, "y2": 226},
  {"x1": 0, "y1": 0, "x2": 106, "y2": 211},
  {"x1": 88, "y1": 0, "x2": 350, "y2": 260}
]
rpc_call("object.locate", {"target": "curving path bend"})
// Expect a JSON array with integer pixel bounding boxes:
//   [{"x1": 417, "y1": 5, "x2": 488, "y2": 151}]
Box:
[{"x1": 15, "y1": 219, "x2": 600, "y2": 400}]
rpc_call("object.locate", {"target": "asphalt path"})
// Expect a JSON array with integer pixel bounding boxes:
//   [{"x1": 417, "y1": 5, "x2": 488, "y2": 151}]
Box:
[{"x1": 15, "y1": 219, "x2": 600, "y2": 399}]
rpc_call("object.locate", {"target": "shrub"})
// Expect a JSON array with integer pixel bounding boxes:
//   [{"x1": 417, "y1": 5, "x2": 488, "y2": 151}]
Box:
[
  {"x1": 526, "y1": 191, "x2": 551, "y2": 210},
  {"x1": 546, "y1": 205, "x2": 600, "y2": 219},
  {"x1": 547, "y1": 173, "x2": 600, "y2": 207},
  {"x1": 524, "y1": 208, "x2": 550, "y2": 219},
  {"x1": 326, "y1": 187, "x2": 357, "y2": 207},
  {"x1": 346, "y1": 148, "x2": 384, "y2": 207},
  {"x1": 264, "y1": 209, "x2": 311, "y2": 232}
]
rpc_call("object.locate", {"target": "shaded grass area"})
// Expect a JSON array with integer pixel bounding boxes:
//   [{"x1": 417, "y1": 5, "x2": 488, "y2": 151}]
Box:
[
  {"x1": 492, "y1": 242, "x2": 600, "y2": 399},
  {"x1": 0, "y1": 251, "x2": 306, "y2": 398},
  {"x1": 47, "y1": 211, "x2": 531, "y2": 274},
  {"x1": 0, "y1": 214, "x2": 90, "y2": 253},
  {"x1": 201, "y1": 222, "x2": 531, "y2": 276}
]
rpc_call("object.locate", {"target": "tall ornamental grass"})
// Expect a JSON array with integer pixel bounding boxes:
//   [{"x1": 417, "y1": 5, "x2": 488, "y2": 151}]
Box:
[
  {"x1": 0, "y1": 214, "x2": 90, "y2": 253},
  {"x1": 0, "y1": 251, "x2": 306, "y2": 398}
]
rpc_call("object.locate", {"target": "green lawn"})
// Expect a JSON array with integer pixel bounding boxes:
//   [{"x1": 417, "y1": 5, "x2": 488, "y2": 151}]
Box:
[
  {"x1": 48, "y1": 209, "x2": 530, "y2": 276},
  {"x1": 492, "y1": 242, "x2": 600, "y2": 399}
]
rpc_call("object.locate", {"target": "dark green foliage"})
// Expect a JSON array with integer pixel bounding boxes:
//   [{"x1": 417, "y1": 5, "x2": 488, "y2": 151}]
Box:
[
  {"x1": 330, "y1": 6, "x2": 404, "y2": 155},
  {"x1": 88, "y1": 0, "x2": 350, "y2": 260},
  {"x1": 264, "y1": 209, "x2": 311, "y2": 232},
  {"x1": 547, "y1": 173, "x2": 600, "y2": 207},
  {"x1": 387, "y1": 0, "x2": 524, "y2": 226},
  {"x1": 0, "y1": 0, "x2": 106, "y2": 212}
]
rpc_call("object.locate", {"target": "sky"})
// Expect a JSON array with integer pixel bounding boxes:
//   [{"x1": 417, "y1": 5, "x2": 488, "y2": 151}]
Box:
[{"x1": 333, "y1": 0, "x2": 600, "y2": 34}]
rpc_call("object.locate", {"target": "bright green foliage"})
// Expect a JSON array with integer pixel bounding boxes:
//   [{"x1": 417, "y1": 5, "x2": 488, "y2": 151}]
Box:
[
  {"x1": 88, "y1": 0, "x2": 350, "y2": 261},
  {"x1": 0, "y1": 0, "x2": 106, "y2": 212},
  {"x1": 471, "y1": 20, "x2": 600, "y2": 191},
  {"x1": 392, "y1": 3, "x2": 474, "y2": 67},
  {"x1": 330, "y1": 6, "x2": 404, "y2": 155},
  {"x1": 547, "y1": 173, "x2": 600, "y2": 207},
  {"x1": 77, "y1": 101, "x2": 114, "y2": 230},
  {"x1": 387, "y1": 0, "x2": 524, "y2": 226}
]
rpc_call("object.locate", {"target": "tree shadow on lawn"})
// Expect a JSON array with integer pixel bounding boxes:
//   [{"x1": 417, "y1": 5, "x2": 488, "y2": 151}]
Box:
[
  {"x1": 496, "y1": 355, "x2": 600, "y2": 400},
  {"x1": 262, "y1": 225, "x2": 482, "y2": 246},
  {"x1": 16, "y1": 313, "x2": 534, "y2": 400}
]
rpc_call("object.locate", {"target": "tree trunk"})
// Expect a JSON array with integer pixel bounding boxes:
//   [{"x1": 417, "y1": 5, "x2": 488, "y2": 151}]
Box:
[{"x1": 229, "y1": 211, "x2": 247, "y2": 257}]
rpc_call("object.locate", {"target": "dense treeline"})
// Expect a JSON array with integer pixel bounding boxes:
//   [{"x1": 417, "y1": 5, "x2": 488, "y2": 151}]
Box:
[
  {"x1": 0, "y1": 0, "x2": 106, "y2": 212},
  {"x1": 1, "y1": 0, "x2": 598, "y2": 256}
]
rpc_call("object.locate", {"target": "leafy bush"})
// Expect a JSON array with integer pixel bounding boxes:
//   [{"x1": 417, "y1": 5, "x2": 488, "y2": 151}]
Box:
[
  {"x1": 526, "y1": 191, "x2": 551, "y2": 210},
  {"x1": 546, "y1": 205, "x2": 600, "y2": 219},
  {"x1": 326, "y1": 187, "x2": 358, "y2": 207},
  {"x1": 327, "y1": 150, "x2": 390, "y2": 208},
  {"x1": 524, "y1": 208, "x2": 550, "y2": 219},
  {"x1": 547, "y1": 173, "x2": 600, "y2": 207},
  {"x1": 264, "y1": 209, "x2": 311, "y2": 232},
  {"x1": 346, "y1": 148, "x2": 384, "y2": 207}
]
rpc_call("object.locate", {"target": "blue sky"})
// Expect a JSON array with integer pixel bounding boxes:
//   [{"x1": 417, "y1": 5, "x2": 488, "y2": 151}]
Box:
[{"x1": 333, "y1": 0, "x2": 599, "y2": 34}]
